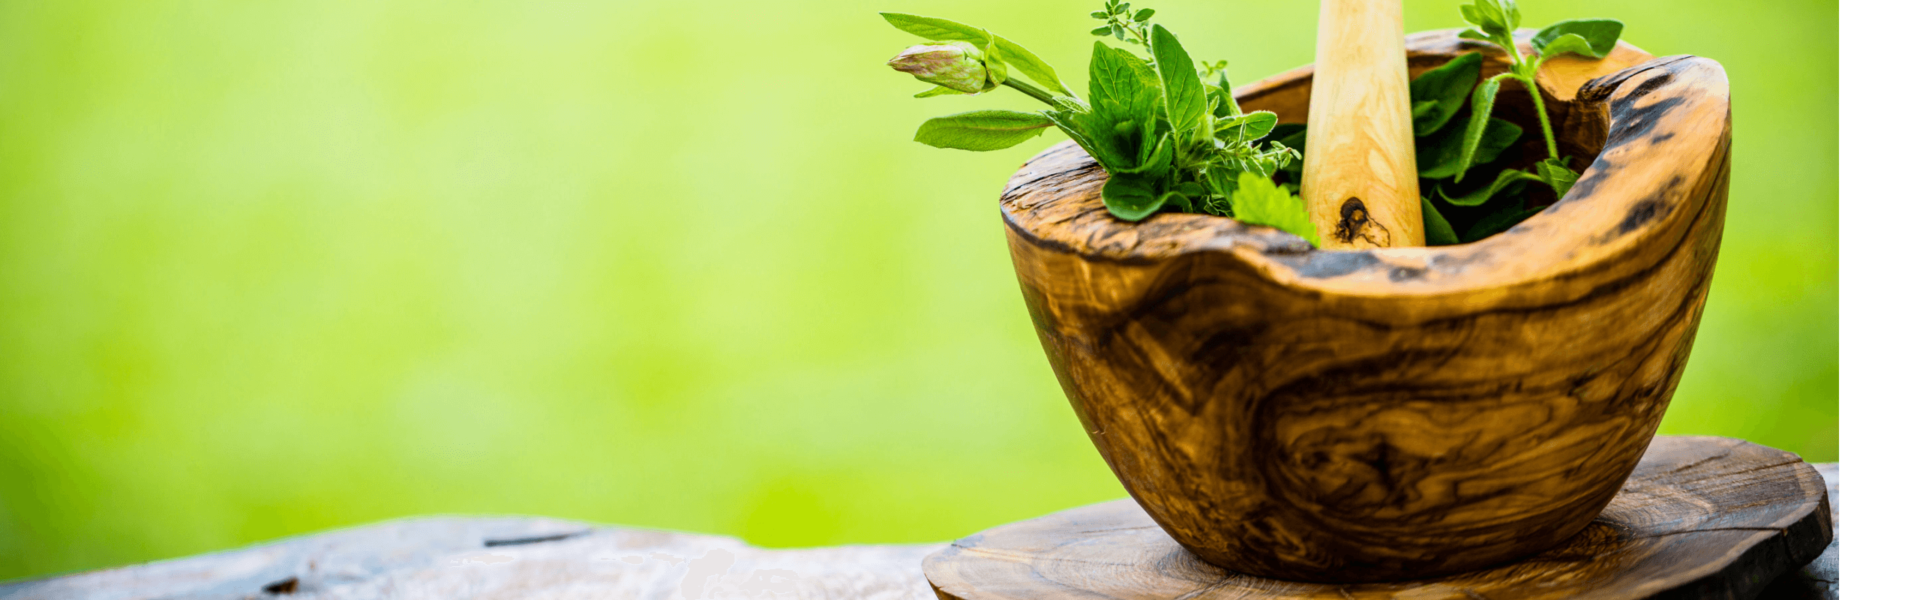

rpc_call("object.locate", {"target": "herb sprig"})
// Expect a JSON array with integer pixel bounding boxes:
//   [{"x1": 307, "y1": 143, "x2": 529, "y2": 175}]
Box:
[{"x1": 881, "y1": 5, "x2": 1318, "y2": 245}]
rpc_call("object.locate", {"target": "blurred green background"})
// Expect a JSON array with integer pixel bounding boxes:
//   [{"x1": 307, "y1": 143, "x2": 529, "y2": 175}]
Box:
[{"x1": 0, "y1": 0, "x2": 1834, "y2": 581}]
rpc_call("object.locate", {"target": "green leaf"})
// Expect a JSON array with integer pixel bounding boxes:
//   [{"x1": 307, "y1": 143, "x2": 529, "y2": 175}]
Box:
[
  {"x1": 1091, "y1": 11, "x2": 1108, "y2": 19},
  {"x1": 1535, "y1": 34, "x2": 1596, "y2": 59},
  {"x1": 1536, "y1": 157, "x2": 1578, "y2": 197},
  {"x1": 1408, "y1": 52, "x2": 1484, "y2": 137},
  {"x1": 1134, "y1": 8, "x2": 1155, "y2": 21},
  {"x1": 879, "y1": 13, "x2": 1074, "y2": 96},
  {"x1": 1149, "y1": 24, "x2": 1207, "y2": 139},
  {"x1": 1092, "y1": 26, "x2": 1113, "y2": 36},
  {"x1": 1215, "y1": 111, "x2": 1278, "y2": 140},
  {"x1": 1042, "y1": 109, "x2": 1125, "y2": 170},
  {"x1": 914, "y1": 86, "x2": 966, "y2": 98},
  {"x1": 1458, "y1": 28, "x2": 1497, "y2": 44},
  {"x1": 1090, "y1": 42, "x2": 1161, "y2": 123},
  {"x1": 1229, "y1": 171, "x2": 1319, "y2": 245},
  {"x1": 1532, "y1": 19, "x2": 1623, "y2": 59},
  {"x1": 1433, "y1": 168, "x2": 1543, "y2": 206},
  {"x1": 1419, "y1": 116, "x2": 1520, "y2": 179},
  {"x1": 1461, "y1": 199, "x2": 1544, "y2": 242},
  {"x1": 1102, "y1": 173, "x2": 1165, "y2": 221},
  {"x1": 1411, "y1": 99, "x2": 1437, "y2": 121},
  {"x1": 1453, "y1": 74, "x2": 1509, "y2": 183},
  {"x1": 913, "y1": 110, "x2": 1053, "y2": 151},
  {"x1": 1458, "y1": 4, "x2": 1485, "y2": 27},
  {"x1": 1422, "y1": 195, "x2": 1460, "y2": 245},
  {"x1": 1113, "y1": 132, "x2": 1172, "y2": 176}
]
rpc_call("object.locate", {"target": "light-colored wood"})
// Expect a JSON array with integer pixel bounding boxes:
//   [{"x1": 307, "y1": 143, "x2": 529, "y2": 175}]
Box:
[
  {"x1": 1300, "y1": 0, "x2": 1423, "y2": 248},
  {"x1": 923, "y1": 437, "x2": 1831, "y2": 600},
  {"x1": 0, "y1": 519, "x2": 943, "y2": 600},
  {"x1": 998, "y1": 30, "x2": 1729, "y2": 581}
]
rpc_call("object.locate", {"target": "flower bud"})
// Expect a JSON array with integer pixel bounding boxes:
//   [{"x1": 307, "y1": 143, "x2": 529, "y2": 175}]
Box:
[{"x1": 888, "y1": 42, "x2": 991, "y2": 94}]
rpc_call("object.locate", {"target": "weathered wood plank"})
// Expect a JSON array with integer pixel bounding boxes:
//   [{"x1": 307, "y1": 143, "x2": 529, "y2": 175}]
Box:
[
  {"x1": 0, "y1": 455, "x2": 1839, "y2": 599},
  {"x1": 0, "y1": 518, "x2": 942, "y2": 600}
]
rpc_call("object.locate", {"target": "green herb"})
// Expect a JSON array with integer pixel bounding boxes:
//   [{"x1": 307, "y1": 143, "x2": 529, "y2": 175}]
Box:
[
  {"x1": 1453, "y1": 0, "x2": 1622, "y2": 173},
  {"x1": 1229, "y1": 172, "x2": 1320, "y2": 245},
  {"x1": 880, "y1": 4, "x2": 1310, "y2": 242}
]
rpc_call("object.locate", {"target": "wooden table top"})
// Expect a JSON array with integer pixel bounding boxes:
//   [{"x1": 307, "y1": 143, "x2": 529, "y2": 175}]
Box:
[{"x1": 0, "y1": 464, "x2": 1835, "y2": 600}]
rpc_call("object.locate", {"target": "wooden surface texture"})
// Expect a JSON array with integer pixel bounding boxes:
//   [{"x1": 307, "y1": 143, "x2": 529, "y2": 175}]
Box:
[
  {"x1": 1000, "y1": 29, "x2": 1729, "y2": 580},
  {"x1": 0, "y1": 451, "x2": 1837, "y2": 599},
  {"x1": 923, "y1": 437, "x2": 1833, "y2": 600}
]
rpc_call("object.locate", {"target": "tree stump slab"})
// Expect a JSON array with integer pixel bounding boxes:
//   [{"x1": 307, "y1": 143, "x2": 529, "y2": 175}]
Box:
[{"x1": 923, "y1": 437, "x2": 1832, "y2": 600}]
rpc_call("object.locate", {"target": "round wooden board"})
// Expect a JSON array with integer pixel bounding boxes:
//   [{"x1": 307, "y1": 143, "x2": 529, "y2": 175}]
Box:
[{"x1": 923, "y1": 437, "x2": 1831, "y2": 600}]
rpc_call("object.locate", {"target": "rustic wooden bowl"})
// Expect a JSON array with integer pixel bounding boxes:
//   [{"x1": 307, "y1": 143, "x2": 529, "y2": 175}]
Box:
[{"x1": 1001, "y1": 30, "x2": 1730, "y2": 582}]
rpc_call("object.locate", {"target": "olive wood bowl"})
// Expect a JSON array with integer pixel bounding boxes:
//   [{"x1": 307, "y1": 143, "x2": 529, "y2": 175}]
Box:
[{"x1": 1000, "y1": 30, "x2": 1730, "y2": 582}]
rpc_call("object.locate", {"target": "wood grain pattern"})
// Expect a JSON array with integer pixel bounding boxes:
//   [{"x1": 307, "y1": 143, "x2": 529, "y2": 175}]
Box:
[
  {"x1": 1301, "y1": 0, "x2": 1423, "y2": 248},
  {"x1": 923, "y1": 437, "x2": 1831, "y2": 600},
  {"x1": 0, "y1": 519, "x2": 943, "y2": 600},
  {"x1": 0, "y1": 458, "x2": 1838, "y2": 599},
  {"x1": 1000, "y1": 30, "x2": 1726, "y2": 581}
]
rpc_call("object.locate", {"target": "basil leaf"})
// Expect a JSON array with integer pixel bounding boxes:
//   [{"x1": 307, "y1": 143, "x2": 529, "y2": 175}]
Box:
[
  {"x1": 1102, "y1": 173, "x2": 1166, "y2": 221},
  {"x1": 1420, "y1": 116, "x2": 1520, "y2": 179},
  {"x1": 1532, "y1": 19, "x2": 1624, "y2": 59},
  {"x1": 1536, "y1": 157, "x2": 1578, "y2": 197},
  {"x1": 1453, "y1": 74, "x2": 1508, "y2": 183},
  {"x1": 879, "y1": 13, "x2": 1074, "y2": 96},
  {"x1": 1433, "y1": 168, "x2": 1543, "y2": 206},
  {"x1": 1229, "y1": 172, "x2": 1319, "y2": 245},
  {"x1": 914, "y1": 110, "x2": 1053, "y2": 151},
  {"x1": 1411, "y1": 100, "x2": 1438, "y2": 122},
  {"x1": 1422, "y1": 195, "x2": 1460, "y2": 245},
  {"x1": 1409, "y1": 52, "x2": 1484, "y2": 137},
  {"x1": 1149, "y1": 24, "x2": 1207, "y2": 139},
  {"x1": 1462, "y1": 199, "x2": 1544, "y2": 242}
]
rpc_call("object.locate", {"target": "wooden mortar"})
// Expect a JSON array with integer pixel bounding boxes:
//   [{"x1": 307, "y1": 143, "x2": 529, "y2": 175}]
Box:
[{"x1": 998, "y1": 30, "x2": 1728, "y2": 582}]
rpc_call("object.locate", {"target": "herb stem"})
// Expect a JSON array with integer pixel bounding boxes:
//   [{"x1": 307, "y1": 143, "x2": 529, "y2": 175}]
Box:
[
  {"x1": 1521, "y1": 77, "x2": 1558, "y2": 160},
  {"x1": 1004, "y1": 77, "x2": 1063, "y2": 109}
]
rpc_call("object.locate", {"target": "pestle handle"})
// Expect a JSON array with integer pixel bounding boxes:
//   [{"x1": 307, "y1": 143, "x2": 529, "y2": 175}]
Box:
[{"x1": 1300, "y1": 0, "x2": 1423, "y2": 248}]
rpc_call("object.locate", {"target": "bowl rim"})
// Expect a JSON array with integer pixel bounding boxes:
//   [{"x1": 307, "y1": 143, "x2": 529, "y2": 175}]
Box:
[{"x1": 998, "y1": 29, "x2": 1731, "y2": 302}]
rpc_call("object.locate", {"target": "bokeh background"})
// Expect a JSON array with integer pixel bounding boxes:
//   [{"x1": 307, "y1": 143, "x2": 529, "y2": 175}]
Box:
[{"x1": 0, "y1": 0, "x2": 1835, "y2": 581}]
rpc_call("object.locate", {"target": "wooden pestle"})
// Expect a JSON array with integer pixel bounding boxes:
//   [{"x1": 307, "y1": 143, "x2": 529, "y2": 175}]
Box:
[{"x1": 1300, "y1": 0, "x2": 1423, "y2": 248}]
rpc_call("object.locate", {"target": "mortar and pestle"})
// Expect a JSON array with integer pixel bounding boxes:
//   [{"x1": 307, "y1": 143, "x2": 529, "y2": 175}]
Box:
[{"x1": 940, "y1": 0, "x2": 1778, "y2": 588}]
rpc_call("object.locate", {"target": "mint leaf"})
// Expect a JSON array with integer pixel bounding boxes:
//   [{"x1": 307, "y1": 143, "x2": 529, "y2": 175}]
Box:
[
  {"x1": 1215, "y1": 111, "x2": 1278, "y2": 141},
  {"x1": 1042, "y1": 109, "x2": 1126, "y2": 170},
  {"x1": 1420, "y1": 116, "x2": 1520, "y2": 179},
  {"x1": 1461, "y1": 198, "x2": 1544, "y2": 242},
  {"x1": 1102, "y1": 173, "x2": 1166, "y2": 221},
  {"x1": 914, "y1": 110, "x2": 1053, "y2": 151},
  {"x1": 1409, "y1": 52, "x2": 1484, "y2": 137},
  {"x1": 1229, "y1": 171, "x2": 1319, "y2": 245},
  {"x1": 1090, "y1": 42, "x2": 1161, "y2": 125},
  {"x1": 1453, "y1": 74, "x2": 1509, "y2": 183},
  {"x1": 1422, "y1": 195, "x2": 1460, "y2": 245},
  {"x1": 1433, "y1": 168, "x2": 1543, "y2": 206},
  {"x1": 1535, "y1": 34, "x2": 1596, "y2": 60},
  {"x1": 879, "y1": 13, "x2": 1074, "y2": 96},
  {"x1": 1532, "y1": 19, "x2": 1623, "y2": 59},
  {"x1": 1536, "y1": 156, "x2": 1578, "y2": 197},
  {"x1": 1149, "y1": 24, "x2": 1207, "y2": 139}
]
